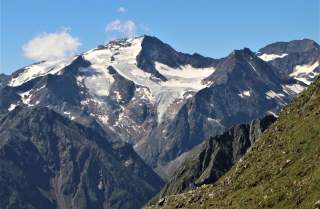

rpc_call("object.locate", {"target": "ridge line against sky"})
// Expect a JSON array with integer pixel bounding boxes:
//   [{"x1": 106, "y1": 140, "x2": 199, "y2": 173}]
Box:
[{"x1": 1, "y1": 0, "x2": 319, "y2": 74}]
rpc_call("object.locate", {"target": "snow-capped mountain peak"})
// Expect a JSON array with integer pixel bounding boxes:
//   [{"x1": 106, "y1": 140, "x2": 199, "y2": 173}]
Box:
[
  {"x1": 3, "y1": 35, "x2": 219, "y2": 146},
  {"x1": 74, "y1": 35, "x2": 216, "y2": 123}
]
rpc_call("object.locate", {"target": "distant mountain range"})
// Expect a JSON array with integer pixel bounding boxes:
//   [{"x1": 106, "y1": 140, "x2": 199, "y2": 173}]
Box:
[{"x1": 0, "y1": 36, "x2": 319, "y2": 209}]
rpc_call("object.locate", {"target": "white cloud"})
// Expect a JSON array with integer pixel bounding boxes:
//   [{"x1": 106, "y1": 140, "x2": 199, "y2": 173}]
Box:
[
  {"x1": 117, "y1": 7, "x2": 127, "y2": 13},
  {"x1": 105, "y1": 19, "x2": 136, "y2": 38},
  {"x1": 22, "y1": 29, "x2": 81, "y2": 62}
]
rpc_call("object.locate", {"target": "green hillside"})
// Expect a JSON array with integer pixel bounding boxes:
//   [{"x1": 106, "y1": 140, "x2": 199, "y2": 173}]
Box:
[{"x1": 145, "y1": 77, "x2": 320, "y2": 209}]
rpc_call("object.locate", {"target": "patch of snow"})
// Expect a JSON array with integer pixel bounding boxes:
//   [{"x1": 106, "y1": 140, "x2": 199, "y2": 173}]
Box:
[
  {"x1": 238, "y1": 90, "x2": 251, "y2": 98},
  {"x1": 80, "y1": 99, "x2": 88, "y2": 106},
  {"x1": 265, "y1": 90, "x2": 287, "y2": 105},
  {"x1": 63, "y1": 111, "x2": 76, "y2": 120},
  {"x1": 98, "y1": 180, "x2": 104, "y2": 190},
  {"x1": 266, "y1": 110, "x2": 279, "y2": 118},
  {"x1": 8, "y1": 104, "x2": 17, "y2": 111},
  {"x1": 124, "y1": 159, "x2": 133, "y2": 167},
  {"x1": 18, "y1": 90, "x2": 33, "y2": 106},
  {"x1": 289, "y1": 61, "x2": 319, "y2": 85},
  {"x1": 282, "y1": 84, "x2": 305, "y2": 96},
  {"x1": 35, "y1": 84, "x2": 46, "y2": 92},
  {"x1": 98, "y1": 114, "x2": 109, "y2": 124},
  {"x1": 265, "y1": 90, "x2": 285, "y2": 99},
  {"x1": 258, "y1": 53, "x2": 288, "y2": 62}
]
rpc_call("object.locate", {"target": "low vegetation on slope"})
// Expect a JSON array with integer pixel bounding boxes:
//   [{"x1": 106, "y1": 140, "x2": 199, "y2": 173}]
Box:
[{"x1": 145, "y1": 76, "x2": 320, "y2": 209}]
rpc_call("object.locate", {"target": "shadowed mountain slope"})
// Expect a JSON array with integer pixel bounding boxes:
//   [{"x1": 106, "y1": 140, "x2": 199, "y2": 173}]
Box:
[{"x1": 0, "y1": 106, "x2": 164, "y2": 209}]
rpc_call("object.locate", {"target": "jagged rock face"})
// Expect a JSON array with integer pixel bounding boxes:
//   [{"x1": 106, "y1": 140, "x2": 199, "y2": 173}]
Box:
[
  {"x1": 0, "y1": 36, "x2": 319, "y2": 180},
  {"x1": 0, "y1": 106, "x2": 164, "y2": 209},
  {"x1": 155, "y1": 115, "x2": 276, "y2": 198}
]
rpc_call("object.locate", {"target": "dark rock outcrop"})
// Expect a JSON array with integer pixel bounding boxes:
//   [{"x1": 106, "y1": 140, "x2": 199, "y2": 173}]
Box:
[{"x1": 156, "y1": 114, "x2": 276, "y2": 198}]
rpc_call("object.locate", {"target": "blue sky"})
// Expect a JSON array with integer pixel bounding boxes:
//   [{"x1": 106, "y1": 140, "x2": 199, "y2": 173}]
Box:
[{"x1": 1, "y1": 0, "x2": 319, "y2": 74}]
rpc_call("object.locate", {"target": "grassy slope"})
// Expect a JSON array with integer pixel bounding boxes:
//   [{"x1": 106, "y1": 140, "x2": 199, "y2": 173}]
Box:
[{"x1": 145, "y1": 77, "x2": 320, "y2": 209}]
